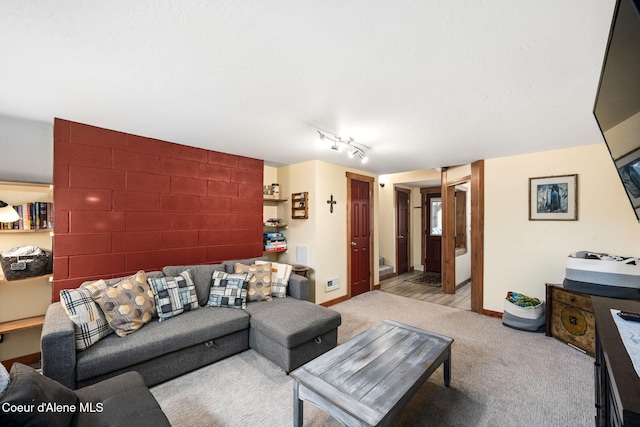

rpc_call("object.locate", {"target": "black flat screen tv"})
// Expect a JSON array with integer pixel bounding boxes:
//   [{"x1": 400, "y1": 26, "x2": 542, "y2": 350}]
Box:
[{"x1": 593, "y1": 0, "x2": 640, "y2": 222}]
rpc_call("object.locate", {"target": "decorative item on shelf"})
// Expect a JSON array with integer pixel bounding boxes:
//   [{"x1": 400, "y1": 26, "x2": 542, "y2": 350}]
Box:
[
  {"x1": 317, "y1": 130, "x2": 370, "y2": 164},
  {"x1": 0, "y1": 200, "x2": 20, "y2": 223},
  {"x1": 292, "y1": 192, "x2": 309, "y2": 219},
  {"x1": 529, "y1": 174, "x2": 578, "y2": 221},
  {"x1": 263, "y1": 185, "x2": 273, "y2": 198},
  {"x1": 0, "y1": 245, "x2": 51, "y2": 281},
  {"x1": 272, "y1": 183, "x2": 280, "y2": 199},
  {"x1": 264, "y1": 218, "x2": 284, "y2": 227}
]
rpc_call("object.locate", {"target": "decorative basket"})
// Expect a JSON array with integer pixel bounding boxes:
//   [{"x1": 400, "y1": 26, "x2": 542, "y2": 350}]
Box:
[{"x1": 1, "y1": 253, "x2": 49, "y2": 280}]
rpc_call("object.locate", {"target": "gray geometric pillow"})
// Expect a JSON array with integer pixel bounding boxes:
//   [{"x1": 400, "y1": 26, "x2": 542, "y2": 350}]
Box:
[
  {"x1": 207, "y1": 271, "x2": 249, "y2": 309},
  {"x1": 148, "y1": 270, "x2": 199, "y2": 321}
]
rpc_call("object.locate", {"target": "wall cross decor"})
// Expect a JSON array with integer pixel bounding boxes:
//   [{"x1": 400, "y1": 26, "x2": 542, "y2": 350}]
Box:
[{"x1": 327, "y1": 194, "x2": 337, "y2": 213}]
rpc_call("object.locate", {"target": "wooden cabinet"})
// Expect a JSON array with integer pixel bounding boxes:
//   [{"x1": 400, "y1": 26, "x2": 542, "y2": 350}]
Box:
[
  {"x1": 545, "y1": 283, "x2": 595, "y2": 356},
  {"x1": 592, "y1": 296, "x2": 640, "y2": 426},
  {"x1": 0, "y1": 181, "x2": 53, "y2": 366}
]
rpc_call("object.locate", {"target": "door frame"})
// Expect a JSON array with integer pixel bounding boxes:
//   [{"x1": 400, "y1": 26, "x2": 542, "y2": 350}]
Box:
[
  {"x1": 440, "y1": 160, "x2": 484, "y2": 313},
  {"x1": 346, "y1": 172, "x2": 375, "y2": 299},
  {"x1": 420, "y1": 186, "x2": 441, "y2": 272},
  {"x1": 395, "y1": 187, "x2": 411, "y2": 275}
]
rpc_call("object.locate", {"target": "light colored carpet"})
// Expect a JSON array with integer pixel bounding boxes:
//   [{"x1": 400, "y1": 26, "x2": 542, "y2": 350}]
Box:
[{"x1": 151, "y1": 291, "x2": 594, "y2": 426}]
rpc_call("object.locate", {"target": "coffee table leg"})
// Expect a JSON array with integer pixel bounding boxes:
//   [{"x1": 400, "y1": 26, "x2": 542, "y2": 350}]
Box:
[
  {"x1": 444, "y1": 349, "x2": 451, "y2": 387},
  {"x1": 293, "y1": 380, "x2": 303, "y2": 427}
]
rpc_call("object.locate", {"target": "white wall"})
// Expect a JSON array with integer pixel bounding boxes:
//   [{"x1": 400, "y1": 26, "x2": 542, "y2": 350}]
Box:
[
  {"x1": 270, "y1": 160, "x2": 376, "y2": 304},
  {"x1": 484, "y1": 143, "x2": 640, "y2": 312},
  {"x1": 0, "y1": 115, "x2": 53, "y2": 183}
]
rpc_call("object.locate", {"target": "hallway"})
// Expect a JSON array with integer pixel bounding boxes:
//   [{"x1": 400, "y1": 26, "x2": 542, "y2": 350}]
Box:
[{"x1": 380, "y1": 270, "x2": 471, "y2": 310}]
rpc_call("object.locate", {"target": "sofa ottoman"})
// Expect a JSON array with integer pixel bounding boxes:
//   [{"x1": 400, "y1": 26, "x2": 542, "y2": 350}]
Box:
[{"x1": 245, "y1": 298, "x2": 342, "y2": 372}]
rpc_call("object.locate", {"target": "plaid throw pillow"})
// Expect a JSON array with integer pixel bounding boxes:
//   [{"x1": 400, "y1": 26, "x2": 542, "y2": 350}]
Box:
[
  {"x1": 207, "y1": 271, "x2": 249, "y2": 309},
  {"x1": 148, "y1": 270, "x2": 199, "y2": 321},
  {"x1": 255, "y1": 260, "x2": 292, "y2": 298},
  {"x1": 60, "y1": 281, "x2": 113, "y2": 350}
]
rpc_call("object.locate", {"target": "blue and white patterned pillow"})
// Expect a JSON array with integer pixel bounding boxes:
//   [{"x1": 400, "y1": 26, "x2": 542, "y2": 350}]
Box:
[
  {"x1": 60, "y1": 282, "x2": 113, "y2": 351},
  {"x1": 148, "y1": 270, "x2": 199, "y2": 321},
  {"x1": 207, "y1": 271, "x2": 249, "y2": 309}
]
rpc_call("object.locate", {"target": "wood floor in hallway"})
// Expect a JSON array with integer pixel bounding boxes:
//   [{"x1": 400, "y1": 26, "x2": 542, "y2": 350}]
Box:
[{"x1": 380, "y1": 270, "x2": 471, "y2": 310}]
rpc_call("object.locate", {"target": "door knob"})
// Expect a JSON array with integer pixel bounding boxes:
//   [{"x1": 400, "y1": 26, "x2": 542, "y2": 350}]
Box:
[{"x1": 351, "y1": 242, "x2": 357, "y2": 247}]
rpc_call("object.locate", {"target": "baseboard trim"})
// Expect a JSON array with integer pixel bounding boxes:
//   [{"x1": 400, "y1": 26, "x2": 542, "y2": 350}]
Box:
[
  {"x1": 379, "y1": 273, "x2": 396, "y2": 281},
  {"x1": 455, "y1": 278, "x2": 471, "y2": 290},
  {"x1": 482, "y1": 309, "x2": 503, "y2": 318},
  {"x1": 320, "y1": 294, "x2": 350, "y2": 307},
  {"x1": 2, "y1": 352, "x2": 41, "y2": 370},
  {"x1": 373, "y1": 284, "x2": 381, "y2": 290}
]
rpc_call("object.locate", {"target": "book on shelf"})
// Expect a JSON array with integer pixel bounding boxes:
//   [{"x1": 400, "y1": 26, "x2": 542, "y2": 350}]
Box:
[
  {"x1": 264, "y1": 245, "x2": 287, "y2": 252},
  {"x1": 0, "y1": 202, "x2": 53, "y2": 230}
]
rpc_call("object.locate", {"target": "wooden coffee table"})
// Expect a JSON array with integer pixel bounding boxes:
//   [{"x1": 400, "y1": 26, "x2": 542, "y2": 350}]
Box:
[{"x1": 290, "y1": 319, "x2": 453, "y2": 426}]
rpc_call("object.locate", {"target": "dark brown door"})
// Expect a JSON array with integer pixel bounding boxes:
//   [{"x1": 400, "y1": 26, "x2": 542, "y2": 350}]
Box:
[
  {"x1": 425, "y1": 192, "x2": 442, "y2": 272},
  {"x1": 396, "y1": 189, "x2": 410, "y2": 275},
  {"x1": 350, "y1": 179, "x2": 371, "y2": 296}
]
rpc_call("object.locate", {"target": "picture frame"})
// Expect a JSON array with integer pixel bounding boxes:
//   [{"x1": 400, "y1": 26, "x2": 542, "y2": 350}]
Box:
[
  {"x1": 614, "y1": 147, "x2": 640, "y2": 209},
  {"x1": 529, "y1": 174, "x2": 578, "y2": 221}
]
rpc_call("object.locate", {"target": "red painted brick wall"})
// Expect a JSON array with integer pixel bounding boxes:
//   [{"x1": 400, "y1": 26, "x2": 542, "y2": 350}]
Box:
[{"x1": 52, "y1": 119, "x2": 263, "y2": 301}]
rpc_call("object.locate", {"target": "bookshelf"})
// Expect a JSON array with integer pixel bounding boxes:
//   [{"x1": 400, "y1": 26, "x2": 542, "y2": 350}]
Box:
[
  {"x1": 263, "y1": 197, "x2": 288, "y2": 257},
  {"x1": 0, "y1": 181, "x2": 53, "y2": 365}
]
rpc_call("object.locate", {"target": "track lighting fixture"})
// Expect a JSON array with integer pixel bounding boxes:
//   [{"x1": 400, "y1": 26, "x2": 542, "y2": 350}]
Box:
[{"x1": 317, "y1": 130, "x2": 370, "y2": 164}]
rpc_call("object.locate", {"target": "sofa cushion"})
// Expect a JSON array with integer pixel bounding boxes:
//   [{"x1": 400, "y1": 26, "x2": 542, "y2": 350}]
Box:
[
  {"x1": 255, "y1": 260, "x2": 292, "y2": 298},
  {"x1": 222, "y1": 256, "x2": 269, "y2": 273},
  {"x1": 234, "y1": 263, "x2": 272, "y2": 302},
  {"x1": 148, "y1": 270, "x2": 199, "y2": 321},
  {"x1": 0, "y1": 363, "x2": 79, "y2": 427},
  {"x1": 162, "y1": 264, "x2": 224, "y2": 306},
  {"x1": 246, "y1": 298, "x2": 342, "y2": 349},
  {"x1": 60, "y1": 283, "x2": 113, "y2": 350},
  {"x1": 75, "y1": 307, "x2": 250, "y2": 383},
  {"x1": 207, "y1": 271, "x2": 249, "y2": 309},
  {"x1": 89, "y1": 271, "x2": 156, "y2": 337}
]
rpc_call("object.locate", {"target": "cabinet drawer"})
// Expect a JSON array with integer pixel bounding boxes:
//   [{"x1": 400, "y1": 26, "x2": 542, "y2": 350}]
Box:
[
  {"x1": 552, "y1": 288, "x2": 593, "y2": 313},
  {"x1": 550, "y1": 299, "x2": 595, "y2": 356}
]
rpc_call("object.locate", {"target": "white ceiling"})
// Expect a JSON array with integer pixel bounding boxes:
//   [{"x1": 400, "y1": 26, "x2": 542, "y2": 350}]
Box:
[{"x1": 0, "y1": 1, "x2": 617, "y2": 175}]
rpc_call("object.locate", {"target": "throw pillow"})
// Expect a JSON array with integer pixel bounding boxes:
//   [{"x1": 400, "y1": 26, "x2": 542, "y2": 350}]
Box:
[
  {"x1": 234, "y1": 262, "x2": 272, "y2": 302},
  {"x1": 89, "y1": 271, "x2": 155, "y2": 337},
  {"x1": 255, "y1": 260, "x2": 292, "y2": 298},
  {"x1": 207, "y1": 271, "x2": 249, "y2": 309},
  {"x1": 0, "y1": 362, "x2": 8, "y2": 399},
  {"x1": 59, "y1": 282, "x2": 113, "y2": 350},
  {"x1": 0, "y1": 363, "x2": 79, "y2": 427},
  {"x1": 148, "y1": 270, "x2": 199, "y2": 321}
]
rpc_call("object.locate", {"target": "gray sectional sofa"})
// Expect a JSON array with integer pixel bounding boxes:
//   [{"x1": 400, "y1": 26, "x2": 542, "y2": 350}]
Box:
[{"x1": 41, "y1": 256, "x2": 341, "y2": 390}]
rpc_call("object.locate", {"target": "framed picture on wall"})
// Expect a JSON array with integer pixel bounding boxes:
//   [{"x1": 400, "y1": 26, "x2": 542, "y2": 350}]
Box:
[{"x1": 529, "y1": 174, "x2": 578, "y2": 221}]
